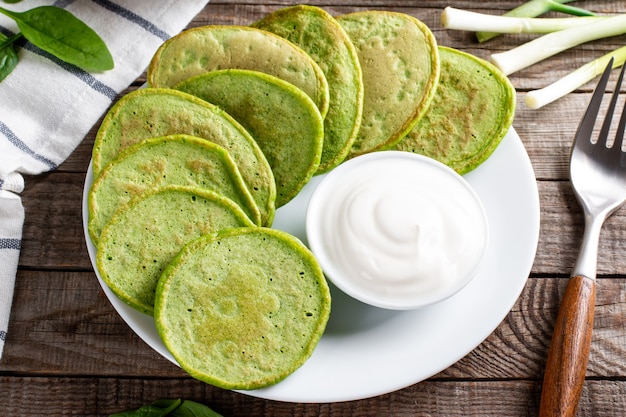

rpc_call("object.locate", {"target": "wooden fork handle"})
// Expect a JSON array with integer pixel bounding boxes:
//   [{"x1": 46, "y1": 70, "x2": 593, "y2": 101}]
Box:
[{"x1": 539, "y1": 275, "x2": 596, "y2": 417}]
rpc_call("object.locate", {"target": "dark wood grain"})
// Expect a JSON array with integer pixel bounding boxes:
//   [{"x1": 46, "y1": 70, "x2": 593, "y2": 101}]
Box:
[{"x1": 3, "y1": 1, "x2": 626, "y2": 416}]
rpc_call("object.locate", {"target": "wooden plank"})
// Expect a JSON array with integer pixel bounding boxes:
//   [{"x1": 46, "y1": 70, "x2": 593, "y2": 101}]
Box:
[
  {"x1": 19, "y1": 173, "x2": 92, "y2": 270},
  {"x1": 442, "y1": 277, "x2": 626, "y2": 379},
  {"x1": 3, "y1": 271, "x2": 626, "y2": 381},
  {"x1": 534, "y1": 180, "x2": 626, "y2": 275},
  {"x1": 1, "y1": 376, "x2": 625, "y2": 417},
  {"x1": 0, "y1": 376, "x2": 539, "y2": 417},
  {"x1": 2, "y1": 271, "x2": 184, "y2": 376}
]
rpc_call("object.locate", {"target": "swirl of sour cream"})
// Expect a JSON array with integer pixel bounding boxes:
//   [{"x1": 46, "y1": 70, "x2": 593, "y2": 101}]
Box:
[{"x1": 307, "y1": 151, "x2": 488, "y2": 309}]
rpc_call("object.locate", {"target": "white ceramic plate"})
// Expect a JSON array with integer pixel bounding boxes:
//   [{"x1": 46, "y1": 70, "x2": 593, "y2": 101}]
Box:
[{"x1": 82, "y1": 127, "x2": 540, "y2": 403}]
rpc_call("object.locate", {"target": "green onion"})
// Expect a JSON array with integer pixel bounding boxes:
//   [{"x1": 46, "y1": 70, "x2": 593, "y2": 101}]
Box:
[
  {"x1": 476, "y1": 0, "x2": 595, "y2": 43},
  {"x1": 525, "y1": 48, "x2": 626, "y2": 109},
  {"x1": 442, "y1": 7, "x2": 603, "y2": 34},
  {"x1": 490, "y1": 13, "x2": 626, "y2": 76}
]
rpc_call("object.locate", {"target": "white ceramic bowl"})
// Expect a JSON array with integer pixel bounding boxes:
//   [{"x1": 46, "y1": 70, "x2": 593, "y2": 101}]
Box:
[{"x1": 306, "y1": 151, "x2": 489, "y2": 310}]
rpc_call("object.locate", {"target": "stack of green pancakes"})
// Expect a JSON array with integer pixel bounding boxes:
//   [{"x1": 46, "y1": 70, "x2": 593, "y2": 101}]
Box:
[
  {"x1": 92, "y1": 88, "x2": 276, "y2": 226},
  {"x1": 89, "y1": 4, "x2": 516, "y2": 391},
  {"x1": 252, "y1": 5, "x2": 364, "y2": 173},
  {"x1": 97, "y1": 186, "x2": 256, "y2": 316}
]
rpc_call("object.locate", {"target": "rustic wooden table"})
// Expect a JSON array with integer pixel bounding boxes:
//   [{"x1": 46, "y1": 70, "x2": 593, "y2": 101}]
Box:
[{"x1": 2, "y1": 1, "x2": 626, "y2": 415}]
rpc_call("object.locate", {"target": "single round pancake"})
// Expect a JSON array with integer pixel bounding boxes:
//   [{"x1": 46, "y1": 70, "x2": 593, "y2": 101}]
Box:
[
  {"x1": 337, "y1": 11, "x2": 440, "y2": 156},
  {"x1": 92, "y1": 88, "x2": 276, "y2": 226},
  {"x1": 147, "y1": 25, "x2": 330, "y2": 118},
  {"x1": 176, "y1": 69, "x2": 324, "y2": 207},
  {"x1": 154, "y1": 227, "x2": 331, "y2": 390},
  {"x1": 253, "y1": 5, "x2": 364, "y2": 173},
  {"x1": 88, "y1": 134, "x2": 260, "y2": 243},
  {"x1": 96, "y1": 186, "x2": 254, "y2": 315},
  {"x1": 395, "y1": 46, "x2": 516, "y2": 174}
]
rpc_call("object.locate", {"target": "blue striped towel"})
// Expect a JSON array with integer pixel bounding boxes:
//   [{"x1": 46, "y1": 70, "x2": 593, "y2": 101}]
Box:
[{"x1": 0, "y1": 0, "x2": 209, "y2": 359}]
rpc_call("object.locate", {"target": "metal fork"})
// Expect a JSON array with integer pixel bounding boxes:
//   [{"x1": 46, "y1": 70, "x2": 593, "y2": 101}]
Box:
[{"x1": 539, "y1": 58, "x2": 626, "y2": 417}]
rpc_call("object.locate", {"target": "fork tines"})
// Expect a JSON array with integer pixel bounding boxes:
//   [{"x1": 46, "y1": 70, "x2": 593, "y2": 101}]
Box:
[{"x1": 574, "y1": 57, "x2": 626, "y2": 153}]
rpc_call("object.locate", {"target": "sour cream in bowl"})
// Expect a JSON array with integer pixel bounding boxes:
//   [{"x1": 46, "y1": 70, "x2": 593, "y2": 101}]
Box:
[{"x1": 306, "y1": 151, "x2": 489, "y2": 310}]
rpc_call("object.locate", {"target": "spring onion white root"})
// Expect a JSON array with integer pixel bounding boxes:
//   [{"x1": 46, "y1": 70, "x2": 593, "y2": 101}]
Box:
[
  {"x1": 442, "y1": 7, "x2": 602, "y2": 34},
  {"x1": 490, "y1": 13, "x2": 626, "y2": 76},
  {"x1": 525, "y1": 48, "x2": 626, "y2": 109}
]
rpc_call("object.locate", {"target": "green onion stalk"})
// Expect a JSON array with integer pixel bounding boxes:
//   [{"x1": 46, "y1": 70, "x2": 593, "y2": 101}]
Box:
[
  {"x1": 525, "y1": 48, "x2": 626, "y2": 109},
  {"x1": 489, "y1": 13, "x2": 626, "y2": 76},
  {"x1": 442, "y1": 7, "x2": 603, "y2": 34},
  {"x1": 476, "y1": 0, "x2": 595, "y2": 42}
]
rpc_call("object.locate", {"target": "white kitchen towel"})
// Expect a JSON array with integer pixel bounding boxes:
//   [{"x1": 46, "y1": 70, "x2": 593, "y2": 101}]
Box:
[{"x1": 0, "y1": 0, "x2": 209, "y2": 359}]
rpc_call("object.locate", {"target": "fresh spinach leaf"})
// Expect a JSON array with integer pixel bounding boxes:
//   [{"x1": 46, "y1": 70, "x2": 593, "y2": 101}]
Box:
[
  {"x1": 0, "y1": 32, "x2": 20, "y2": 81},
  {"x1": 109, "y1": 399, "x2": 223, "y2": 417},
  {"x1": 170, "y1": 400, "x2": 223, "y2": 417},
  {"x1": 109, "y1": 398, "x2": 182, "y2": 417},
  {"x1": 0, "y1": 5, "x2": 113, "y2": 71}
]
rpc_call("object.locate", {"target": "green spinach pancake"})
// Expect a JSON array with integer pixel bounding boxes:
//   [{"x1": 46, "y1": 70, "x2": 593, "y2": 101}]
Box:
[
  {"x1": 176, "y1": 69, "x2": 324, "y2": 207},
  {"x1": 154, "y1": 227, "x2": 331, "y2": 390},
  {"x1": 147, "y1": 25, "x2": 330, "y2": 118},
  {"x1": 395, "y1": 46, "x2": 516, "y2": 174},
  {"x1": 337, "y1": 11, "x2": 440, "y2": 156}
]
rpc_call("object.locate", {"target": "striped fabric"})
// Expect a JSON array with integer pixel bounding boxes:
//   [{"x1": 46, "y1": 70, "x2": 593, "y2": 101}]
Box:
[{"x1": 0, "y1": 0, "x2": 209, "y2": 359}]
